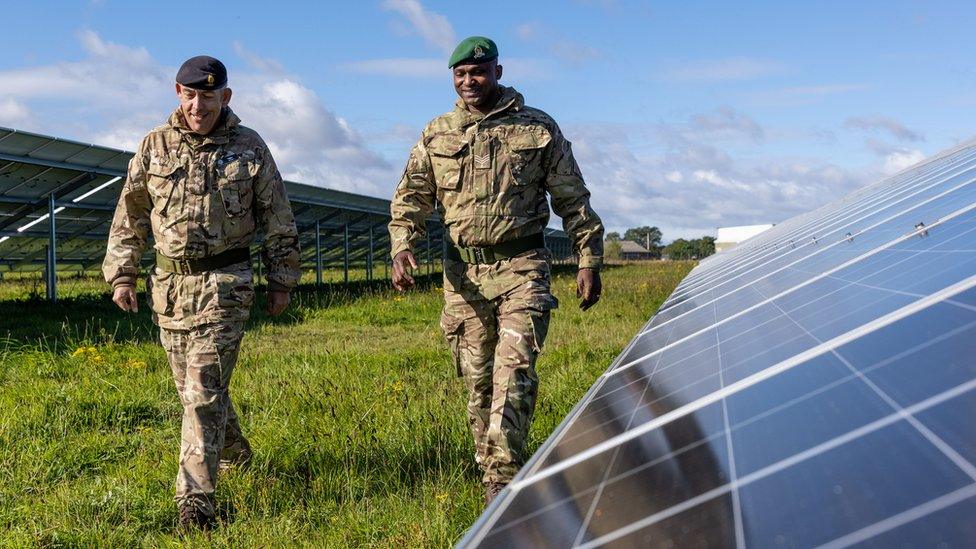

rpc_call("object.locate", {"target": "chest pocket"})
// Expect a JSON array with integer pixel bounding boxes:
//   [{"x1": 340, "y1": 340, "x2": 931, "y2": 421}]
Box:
[
  {"x1": 217, "y1": 159, "x2": 258, "y2": 217},
  {"x1": 507, "y1": 128, "x2": 551, "y2": 186},
  {"x1": 146, "y1": 159, "x2": 183, "y2": 216},
  {"x1": 427, "y1": 133, "x2": 467, "y2": 191}
]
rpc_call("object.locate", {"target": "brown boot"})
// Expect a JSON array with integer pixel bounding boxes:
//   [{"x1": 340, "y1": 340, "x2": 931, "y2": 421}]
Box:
[
  {"x1": 177, "y1": 495, "x2": 217, "y2": 532},
  {"x1": 485, "y1": 482, "x2": 508, "y2": 506},
  {"x1": 219, "y1": 436, "x2": 253, "y2": 472}
]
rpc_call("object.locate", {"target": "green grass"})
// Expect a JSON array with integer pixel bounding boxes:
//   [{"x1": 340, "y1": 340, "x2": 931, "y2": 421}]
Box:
[{"x1": 0, "y1": 262, "x2": 692, "y2": 547}]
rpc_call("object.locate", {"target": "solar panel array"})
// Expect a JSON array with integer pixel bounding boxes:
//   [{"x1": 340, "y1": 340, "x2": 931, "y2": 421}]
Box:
[
  {"x1": 460, "y1": 138, "x2": 976, "y2": 548},
  {"x1": 0, "y1": 126, "x2": 575, "y2": 290}
]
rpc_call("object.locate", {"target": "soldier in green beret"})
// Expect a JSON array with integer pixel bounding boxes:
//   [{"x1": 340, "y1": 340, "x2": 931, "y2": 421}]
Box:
[{"x1": 389, "y1": 36, "x2": 604, "y2": 505}]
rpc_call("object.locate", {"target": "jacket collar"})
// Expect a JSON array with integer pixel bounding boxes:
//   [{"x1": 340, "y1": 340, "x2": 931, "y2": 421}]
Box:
[
  {"x1": 452, "y1": 86, "x2": 523, "y2": 127},
  {"x1": 166, "y1": 107, "x2": 240, "y2": 149}
]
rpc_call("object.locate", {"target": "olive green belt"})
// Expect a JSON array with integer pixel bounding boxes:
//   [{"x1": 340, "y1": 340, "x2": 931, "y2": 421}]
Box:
[
  {"x1": 445, "y1": 233, "x2": 546, "y2": 265},
  {"x1": 155, "y1": 247, "x2": 250, "y2": 275}
]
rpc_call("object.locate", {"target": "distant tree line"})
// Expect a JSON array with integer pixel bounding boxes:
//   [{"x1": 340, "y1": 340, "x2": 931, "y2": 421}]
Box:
[{"x1": 604, "y1": 225, "x2": 716, "y2": 261}]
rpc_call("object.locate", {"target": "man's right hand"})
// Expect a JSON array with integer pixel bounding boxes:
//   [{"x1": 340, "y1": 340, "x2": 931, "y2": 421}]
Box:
[
  {"x1": 112, "y1": 285, "x2": 139, "y2": 313},
  {"x1": 392, "y1": 250, "x2": 418, "y2": 291}
]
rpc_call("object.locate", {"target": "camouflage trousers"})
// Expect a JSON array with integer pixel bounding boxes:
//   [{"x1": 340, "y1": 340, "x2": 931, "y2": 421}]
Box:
[
  {"x1": 159, "y1": 321, "x2": 247, "y2": 512},
  {"x1": 441, "y1": 278, "x2": 557, "y2": 485}
]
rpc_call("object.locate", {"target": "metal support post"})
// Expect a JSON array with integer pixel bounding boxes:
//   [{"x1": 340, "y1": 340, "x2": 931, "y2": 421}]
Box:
[
  {"x1": 367, "y1": 225, "x2": 374, "y2": 282},
  {"x1": 343, "y1": 224, "x2": 349, "y2": 284},
  {"x1": 47, "y1": 193, "x2": 57, "y2": 303},
  {"x1": 315, "y1": 220, "x2": 322, "y2": 287}
]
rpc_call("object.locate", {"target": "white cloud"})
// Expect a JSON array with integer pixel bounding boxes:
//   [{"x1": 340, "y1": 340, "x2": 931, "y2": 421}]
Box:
[
  {"x1": 0, "y1": 30, "x2": 172, "y2": 142},
  {"x1": 90, "y1": 112, "x2": 166, "y2": 150},
  {"x1": 845, "y1": 115, "x2": 924, "y2": 142},
  {"x1": 660, "y1": 57, "x2": 787, "y2": 82},
  {"x1": 0, "y1": 98, "x2": 34, "y2": 127},
  {"x1": 204, "y1": 44, "x2": 395, "y2": 194},
  {"x1": 860, "y1": 136, "x2": 926, "y2": 176},
  {"x1": 0, "y1": 30, "x2": 171, "y2": 102},
  {"x1": 381, "y1": 0, "x2": 456, "y2": 54},
  {"x1": 565, "y1": 113, "x2": 871, "y2": 239},
  {"x1": 689, "y1": 106, "x2": 764, "y2": 142},
  {"x1": 233, "y1": 78, "x2": 392, "y2": 193},
  {"x1": 0, "y1": 31, "x2": 394, "y2": 196},
  {"x1": 883, "y1": 149, "x2": 925, "y2": 174}
]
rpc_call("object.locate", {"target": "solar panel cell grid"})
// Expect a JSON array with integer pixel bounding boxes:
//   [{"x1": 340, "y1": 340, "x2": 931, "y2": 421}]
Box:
[{"x1": 460, "y1": 140, "x2": 976, "y2": 548}]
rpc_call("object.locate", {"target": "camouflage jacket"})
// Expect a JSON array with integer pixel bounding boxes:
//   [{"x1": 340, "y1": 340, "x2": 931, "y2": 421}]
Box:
[
  {"x1": 102, "y1": 108, "x2": 300, "y2": 328},
  {"x1": 389, "y1": 86, "x2": 604, "y2": 270}
]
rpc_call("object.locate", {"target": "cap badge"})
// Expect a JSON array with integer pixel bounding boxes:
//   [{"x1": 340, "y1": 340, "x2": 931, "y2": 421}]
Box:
[
  {"x1": 206, "y1": 74, "x2": 215, "y2": 86},
  {"x1": 473, "y1": 45, "x2": 485, "y2": 59}
]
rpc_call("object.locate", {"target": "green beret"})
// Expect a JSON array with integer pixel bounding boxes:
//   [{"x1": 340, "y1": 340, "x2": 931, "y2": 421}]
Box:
[
  {"x1": 449, "y1": 36, "x2": 498, "y2": 68},
  {"x1": 176, "y1": 55, "x2": 227, "y2": 90}
]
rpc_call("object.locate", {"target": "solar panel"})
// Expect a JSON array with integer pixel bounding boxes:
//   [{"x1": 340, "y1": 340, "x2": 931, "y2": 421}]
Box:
[{"x1": 459, "y1": 138, "x2": 976, "y2": 548}]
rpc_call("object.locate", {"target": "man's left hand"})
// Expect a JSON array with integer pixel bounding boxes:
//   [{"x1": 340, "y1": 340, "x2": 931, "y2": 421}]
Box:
[
  {"x1": 577, "y1": 268, "x2": 602, "y2": 311},
  {"x1": 267, "y1": 290, "x2": 291, "y2": 316}
]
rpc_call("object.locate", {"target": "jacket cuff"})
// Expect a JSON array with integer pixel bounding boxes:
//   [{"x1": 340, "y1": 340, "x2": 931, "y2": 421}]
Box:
[
  {"x1": 111, "y1": 275, "x2": 137, "y2": 288},
  {"x1": 390, "y1": 241, "x2": 412, "y2": 260},
  {"x1": 578, "y1": 254, "x2": 603, "y2": 271},
  {"x1": 268, "y1": 281, "x2": 291, "y2": 292}
]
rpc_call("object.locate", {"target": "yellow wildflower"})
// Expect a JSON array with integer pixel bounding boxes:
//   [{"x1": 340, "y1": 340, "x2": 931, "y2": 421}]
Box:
[{"x1": 71, "y1": 346, "x2": 104, "y2": 363}]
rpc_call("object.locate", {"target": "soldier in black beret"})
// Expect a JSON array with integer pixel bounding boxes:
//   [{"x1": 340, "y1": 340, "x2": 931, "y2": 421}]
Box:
[
  {"x1": 175, "y1": 55, "x2": 232, "y2": 135},
  {"x1": 105, "y1": 54, "x2": 301, "y2": 530}
]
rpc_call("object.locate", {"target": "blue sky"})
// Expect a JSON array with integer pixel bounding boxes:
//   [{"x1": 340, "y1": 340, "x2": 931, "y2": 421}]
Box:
[{"x1": 1, "y1": 0, "x2": 974, "y2": 240}]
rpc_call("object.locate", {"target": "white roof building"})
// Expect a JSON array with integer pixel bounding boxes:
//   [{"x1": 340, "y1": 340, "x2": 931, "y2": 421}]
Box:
[{"x1": 715, "y1": 224, "x2": 774, "y2": 252}]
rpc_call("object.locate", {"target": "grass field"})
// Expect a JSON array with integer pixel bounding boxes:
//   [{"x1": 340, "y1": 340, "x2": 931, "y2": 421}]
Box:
[{"x1": 0, "y1": 261, "x2": 693, "y2": 547}]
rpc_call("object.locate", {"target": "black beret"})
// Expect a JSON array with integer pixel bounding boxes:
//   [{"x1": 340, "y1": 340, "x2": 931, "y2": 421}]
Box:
[{"x1": 176, "y1": 55, "x2": 227, "y2": 90}]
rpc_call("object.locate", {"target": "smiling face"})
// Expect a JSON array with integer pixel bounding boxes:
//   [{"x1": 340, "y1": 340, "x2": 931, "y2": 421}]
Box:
[
  {"x1": 175, "y1": 83, "x2": 232, "y2": 135},
  {"x1": 452, "y1": 59, "x2": 503, "y2": 113}
]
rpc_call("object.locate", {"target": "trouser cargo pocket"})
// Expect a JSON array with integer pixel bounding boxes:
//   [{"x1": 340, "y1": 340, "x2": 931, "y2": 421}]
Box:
[{"x1": 440, "y1": 310, "x2": 465, "y2": 377}]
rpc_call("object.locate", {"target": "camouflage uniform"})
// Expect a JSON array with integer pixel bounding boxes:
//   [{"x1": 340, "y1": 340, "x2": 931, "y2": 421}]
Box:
[
  {"x1": 103, "y1": 107, "x2": 300, "y2": 515},
  {"x1": 389, "y1": 86, "x2": 604, "y2": 485}
]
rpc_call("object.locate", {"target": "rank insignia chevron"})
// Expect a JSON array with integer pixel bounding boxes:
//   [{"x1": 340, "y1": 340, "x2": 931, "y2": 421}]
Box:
[{"x1": 474, "y1": 153, "x2": 491, "y2": 169}]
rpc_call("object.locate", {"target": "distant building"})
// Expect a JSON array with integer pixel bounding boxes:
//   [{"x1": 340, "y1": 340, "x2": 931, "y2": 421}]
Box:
[
  {"x1": 715, "y1": 224, "x2": 774, "y2": 252},
  {"x1": 619, "y1": 240, "x2": 656, "y2": 261}
]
